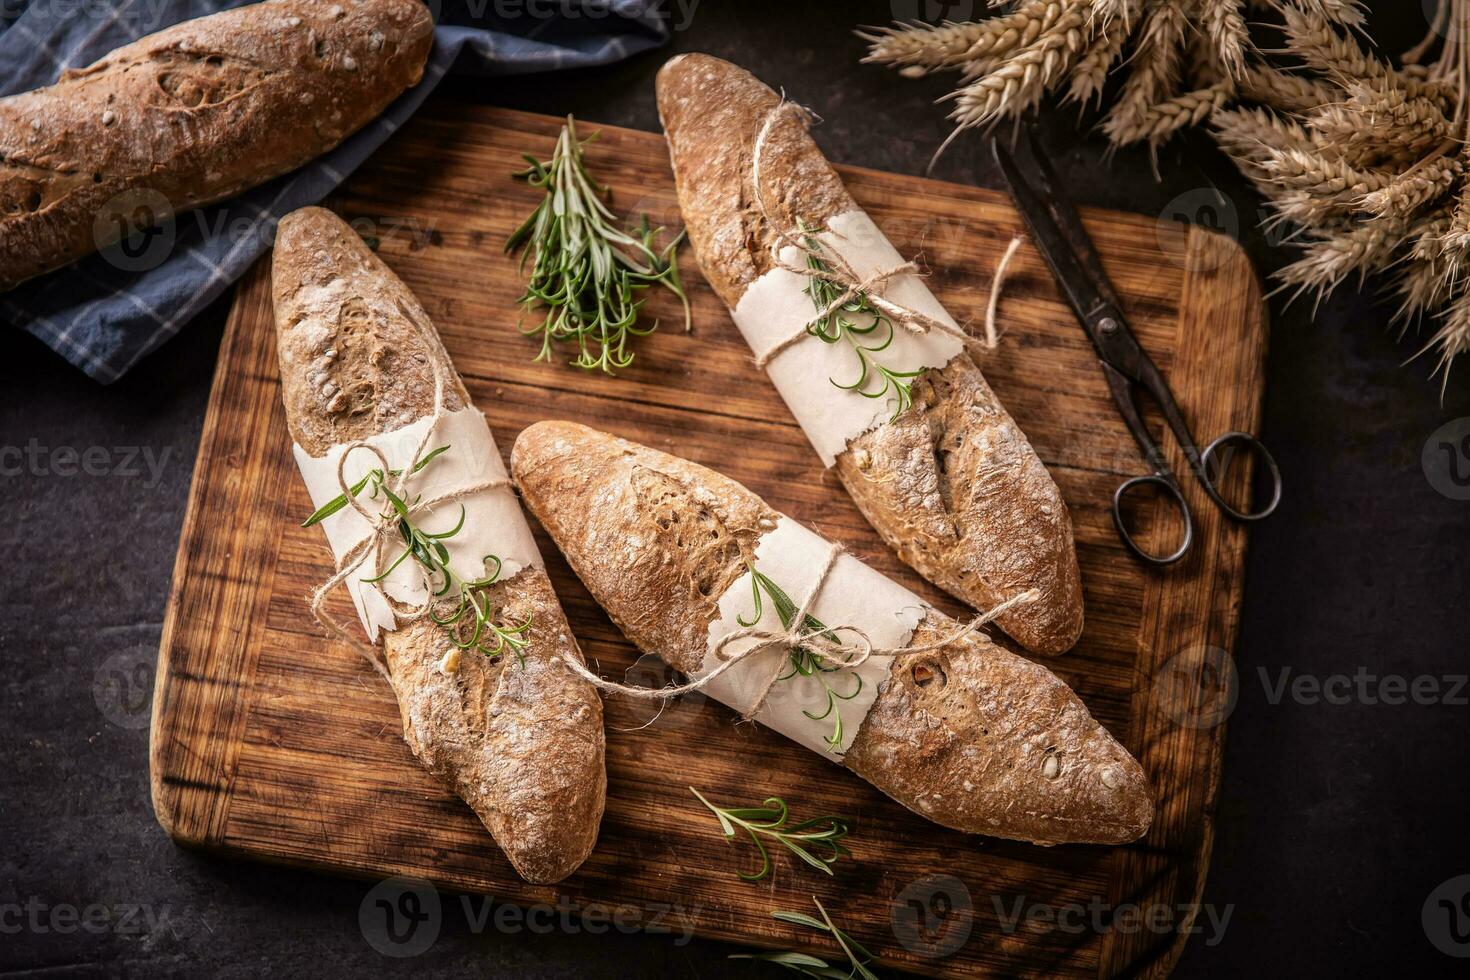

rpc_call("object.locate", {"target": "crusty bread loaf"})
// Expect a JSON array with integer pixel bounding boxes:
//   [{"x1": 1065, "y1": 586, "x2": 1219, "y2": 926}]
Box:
[
  {"x1": 656, "y1": 53, "x2": 1084, "y2": 655},
  {"x1": 273, "y1": 207, "x2": 605, "y2": 884},
  {"x1": 0, "y1": 0, "x2": 432, "y2": 291},
  {"x1": 512, "y1": 421, "x2": 1152, "y2": 846}
]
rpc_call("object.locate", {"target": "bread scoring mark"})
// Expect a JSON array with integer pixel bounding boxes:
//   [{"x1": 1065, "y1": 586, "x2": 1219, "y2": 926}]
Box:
[
  {"x1": 629, "y1": 465, "x2": 750, "y2": 602},
  {"x1": 151, "y1": 50, "x2": 280, "y2": 110}
]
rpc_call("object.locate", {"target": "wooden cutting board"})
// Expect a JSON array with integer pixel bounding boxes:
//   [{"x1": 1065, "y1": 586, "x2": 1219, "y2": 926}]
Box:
[{"x1": 151, "y1": 104, "x2": 1265, "y2": 978}]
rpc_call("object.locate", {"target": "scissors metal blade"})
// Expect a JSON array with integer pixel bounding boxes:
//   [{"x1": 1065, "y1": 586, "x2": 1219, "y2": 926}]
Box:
[{"x1": 991, "y1": 130, "x2": 1129, "y2": 359}]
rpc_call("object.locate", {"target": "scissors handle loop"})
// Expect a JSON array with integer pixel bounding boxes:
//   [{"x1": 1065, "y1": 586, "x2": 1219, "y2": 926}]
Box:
[
  {"x1": 1196, "y1": 431, "x2": 1282, "y2": 521},
  {"x1": 1112, "y1": 474, "x2": 1194, "y2": 566}
]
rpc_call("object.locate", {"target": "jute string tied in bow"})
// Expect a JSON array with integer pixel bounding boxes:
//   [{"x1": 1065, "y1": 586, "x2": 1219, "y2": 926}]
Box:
[
  {"x1": 306, "y1": 306, "x2": 510, "y2": 682},
  {"x1": 560, "y1": 539, "x2": 1039, "y2": 726},
  {"x1": 749, "y1": 100, "x2": 990, "y2": 371}
]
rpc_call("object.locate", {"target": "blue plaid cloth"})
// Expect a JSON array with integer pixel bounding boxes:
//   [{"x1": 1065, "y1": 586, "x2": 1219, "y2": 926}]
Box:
[{"x1": 0, "y1": 0, "x2": 669, "y2": 382}]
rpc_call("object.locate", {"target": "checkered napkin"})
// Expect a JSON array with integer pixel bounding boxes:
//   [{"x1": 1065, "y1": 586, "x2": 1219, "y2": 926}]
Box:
[{"x1": 0, "y1": 0, "x2": 668, "y2": 382}]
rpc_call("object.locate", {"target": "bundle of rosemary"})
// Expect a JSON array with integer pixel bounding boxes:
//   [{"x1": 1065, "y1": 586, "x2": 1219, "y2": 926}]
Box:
[
  {"x1": 302, "y1": 446, "x2": 532, "y2": 663},
  {"x1": 1213, "y1": 2, "x2": 1470, "y2": 381},
  {"x1": 506, "y1": 115, "x2": 691, "y2": 374}
]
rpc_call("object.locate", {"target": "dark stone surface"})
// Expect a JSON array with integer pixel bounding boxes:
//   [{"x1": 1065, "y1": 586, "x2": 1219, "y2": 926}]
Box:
[{"x1": 3, "y1": 2, "x2": 1468, "y2": 977}]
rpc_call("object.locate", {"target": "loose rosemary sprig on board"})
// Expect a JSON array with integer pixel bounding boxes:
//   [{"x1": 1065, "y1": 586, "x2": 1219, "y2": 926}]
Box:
[
  {"x1": 731, "y1": 898, "x2": 880, "y2": 980},
  {"x1": 739, "y1": 566, "x2": 863, "y2": 753},
  {"x1": 302, "y1": 447, "x2": 532, "y2": 663},
  {"x1": 800, "y1": 220, "x2": 922, "y2": 421},
  {"x1": 689, "y1": 787, "x2": 853, "y2": 882},
  {"x1": 505, "y1": 115, "x2": 691, "y2": 374}
]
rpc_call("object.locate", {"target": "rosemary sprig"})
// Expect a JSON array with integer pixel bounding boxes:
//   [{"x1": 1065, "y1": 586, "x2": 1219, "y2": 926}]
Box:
[
  {"x1": 301, "y1": 447, "x2": 531, "y2": 663},
  {"x1": 730, "y1": 898, "x2": 880, "y2": 980},
  {"x1": 301, "y1": 444, "x2": 450, "y2": 527},
  {"x1": 505, "y1": 115, "x2": 691, "y2": 374},
  {"x1": 739, "y1": 566, "x2": 863, "y2": 752},
  {"x1": 800, "y1": 221, "x2": 922, "y2": 421},
  {"x1": 689, "y1": 787, "x2": 853, "y2": 882}
]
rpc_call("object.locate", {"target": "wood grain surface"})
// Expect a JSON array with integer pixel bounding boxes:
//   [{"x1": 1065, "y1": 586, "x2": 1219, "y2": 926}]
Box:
[{"x1": 150, "y1": 104, "x2": 1266, "y2": 979}]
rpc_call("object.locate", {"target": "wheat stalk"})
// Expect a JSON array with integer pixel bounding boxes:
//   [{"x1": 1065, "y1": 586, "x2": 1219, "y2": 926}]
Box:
[
  {"x1": 1238, "y1": 64, "x2": 1342, "y2": 112},
  {"x1": 1356, "y1": 157, "x2": 1462, "y2": 219},
  {"x1": 1277, "y1": 216, "x2": 1413, "y2": 296},
  {"x1": 947, "y1": 3, "x2": 1093, "y2": 131},
  {"x1": 1254, "y1": 145, "x2": 1393, "y2": 199},
  {"x1": 1104, "y1": 82, "x2": 1234, "y2": 145},
  {"x1": 1201, "y1": 0, "x2": 1250, "y2": 80},
  {"x1": 859, "y1": 0, "x2": 1066, "y2": 75},
  {"x1": 1425, "y1": 288, "x2": 1470, "y2": 385},
  {"x1": 1066, "y1": 16, "x2": 1132, "y2": 106},
  {"x1": 860, "y1": 0, "x2": 1470, "y2": 379}
]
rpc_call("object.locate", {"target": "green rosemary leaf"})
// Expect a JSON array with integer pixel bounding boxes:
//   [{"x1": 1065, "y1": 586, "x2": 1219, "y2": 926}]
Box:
[
  {"x1": 772, "y1": 911, "x2": 830, "y2": 931},
  {"x1": 691, "y1": 788, "x2": 853, "y2": 882},
  {"x1": 301, "y1": 472, "x2": 373, "y2": 527},
  {"x1": 742, "y1": 566, "x2": 855, "y2": 752},
  {"x1": 301, "y1": 446, "x2": 452, "y2": 528},
  {"x1": 506, "y1": 115, "x2": 690, "y2": 375},
  {"x1": 738, "y1": 899, "x2": 882, "y2": 979},
  {"x1": 731, "y1": 951, "x2": 831, "y2": 969},
  {"x1": 799, "y1": 221, "x2": 916, "y2": 423},
  {"x1": 302, "y1": 447, "x2": 530, "y2": 665}
]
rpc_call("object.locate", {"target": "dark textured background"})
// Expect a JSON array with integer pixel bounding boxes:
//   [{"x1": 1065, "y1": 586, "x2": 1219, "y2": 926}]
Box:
[{"x1": 3, "y1": 2, "x2": 1468, "y2": 977}]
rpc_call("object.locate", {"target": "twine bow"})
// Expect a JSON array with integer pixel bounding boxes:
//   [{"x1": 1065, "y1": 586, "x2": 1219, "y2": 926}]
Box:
[
  {"x1": 305, "y1": 305, "x2": 510, "y2": 681},
  {"x1": 749, "y1": 101, "x2": 987, "y2": 371},
  {"x1": 561, "y1": 539, "x2": 1039, "y2": 732}
]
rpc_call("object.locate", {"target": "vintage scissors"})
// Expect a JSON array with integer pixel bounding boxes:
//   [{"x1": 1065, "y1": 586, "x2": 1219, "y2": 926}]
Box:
[{"x1": 992, "y1": 130, "x2": 1281, "y2": 565}]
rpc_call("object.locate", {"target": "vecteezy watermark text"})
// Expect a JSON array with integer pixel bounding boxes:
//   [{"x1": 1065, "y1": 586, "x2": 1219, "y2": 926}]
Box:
[
  {"x1": 992, "y1": 895, "x2": 1233, "y2": 948},
  {"x1": 0, "y1": 897, "x2": 177, "y2": 938},
  {"x1": 1259, "y1": 666, "x2": 1468, "y2": 707},
  {"x1": 358, "y1": 876, "x2": 700, "y2": 957},
  {"x1": 0, "y1": 440, "x2": 172, "y2": 487}
]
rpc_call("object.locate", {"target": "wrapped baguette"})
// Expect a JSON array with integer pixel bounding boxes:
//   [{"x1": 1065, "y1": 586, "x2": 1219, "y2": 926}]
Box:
[
  {"x1": 655, "y1": 54, "x2": 1084, "y2": 655},
  {"x1": 273, "y1": 208, "x2": 604, "y2": 884},
  {"x1": 512, "y1": 421, "x2": 1152, "y2": 846},
  {"x1": 0, "y1": 0, "x2": 432, "y2": 291}
]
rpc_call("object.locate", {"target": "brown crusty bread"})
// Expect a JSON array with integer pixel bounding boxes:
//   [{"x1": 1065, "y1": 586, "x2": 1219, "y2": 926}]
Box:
[
  {"x1": 512, "y1": 421, "x2": 1152, "y2": 846},
  {"x1": 273, "y1": 207, "x2": 605, "y2": 884},
  {"x1": 656, "y1": 53, "x2": 1084, "y2": 656},
  {"x1": 0, "y1": 0, "x2": 432, "y2": 291}
]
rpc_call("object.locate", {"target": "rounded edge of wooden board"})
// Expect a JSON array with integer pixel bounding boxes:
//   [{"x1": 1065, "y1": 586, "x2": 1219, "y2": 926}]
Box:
[{"x1": 1129, "y1": 222, "x2": 1266, "y2": 980}]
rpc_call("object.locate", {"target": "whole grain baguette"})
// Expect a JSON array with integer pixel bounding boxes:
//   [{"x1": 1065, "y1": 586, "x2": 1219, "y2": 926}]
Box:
[
  {"x1": 656, "y1": 53, "x2": 1084, "y2": 655},
  {"x1": 512, "y1": 421, "x2": 1152, "y2": 846},
  {"x1": 273, "y1": 207, "x2": 605, "y2": 884},
  {"x1": 0, "y1": 0, "x2": 432, "y2": 291}
]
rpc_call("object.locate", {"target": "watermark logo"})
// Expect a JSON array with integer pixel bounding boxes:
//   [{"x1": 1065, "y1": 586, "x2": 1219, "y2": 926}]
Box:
[
  {"x1": 1151, "y1": 644, "x2": 1238, "y2": 730},
  {"x1": 1156, "y1": 188, "x2": 1240, "y2": 272},
  {"x1": 891, "y1": 874, "x2": 974, "y2": 959},
  {"x1": 93, "y1": 644, "x2": 155, "y2": 730},
  {"x1": 95, "y1": 188, "x2": 178, "y2": 274},
  {"x1": 1423, "y1": 417, "x2": 1470, "y2": 501},
  {"x1": 1423, "y1": 874, "x2": 1470, "y2": 958},
  {"x1": 889, "y1": 0, "x2": 977, "y2": 22},
  {"x1": 359, "y1": 876, "x2": 441, "y2": 957}
]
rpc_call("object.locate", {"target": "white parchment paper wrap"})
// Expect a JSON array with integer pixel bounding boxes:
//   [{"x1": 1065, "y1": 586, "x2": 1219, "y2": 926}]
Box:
[
  {"x1": 697, "y1": 517, "x2": 926, "y2": 757},
  {"x1": 293, "y1": 407, "x2": 542, "y2": 643},
  {"x1": 731, "y1": 208, "x2": 966, "y2": 466}
]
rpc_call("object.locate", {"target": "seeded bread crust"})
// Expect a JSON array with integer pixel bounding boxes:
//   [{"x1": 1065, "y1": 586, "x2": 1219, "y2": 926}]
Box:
[
  {"x1": 273, "y1": 207, "x2": 605, "y2": 885},
  {"x1": 0, "y1": 0, "x2": 432, "y2": 291},
  {"x1": 656, "y1": 53, "x2": 1084, "y2": 655},
  {"x1": 512, "y1": 421, "x2": 1152, "y2": 846}
]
